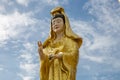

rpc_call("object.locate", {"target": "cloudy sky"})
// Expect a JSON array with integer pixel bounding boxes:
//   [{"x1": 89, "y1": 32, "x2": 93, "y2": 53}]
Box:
[{"x1": 0, "y1": 0, "x2": 120, "y2": 80}]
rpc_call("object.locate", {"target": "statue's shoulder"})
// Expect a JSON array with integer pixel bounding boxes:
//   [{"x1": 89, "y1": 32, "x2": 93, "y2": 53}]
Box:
[{"x1": 65, "y1": 37, "x2": 77, "y2": 45}]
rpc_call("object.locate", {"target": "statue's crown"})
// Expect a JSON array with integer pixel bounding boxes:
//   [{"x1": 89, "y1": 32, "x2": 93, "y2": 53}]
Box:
[{"x1": 50, "y1": 7, "x2": 64, "y2": 16}]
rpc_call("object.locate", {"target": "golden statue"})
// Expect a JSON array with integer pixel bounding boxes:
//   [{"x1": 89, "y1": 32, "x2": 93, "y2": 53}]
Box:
[{"x1": 38, "y1": 6, "x2": 82, "y2": 80}]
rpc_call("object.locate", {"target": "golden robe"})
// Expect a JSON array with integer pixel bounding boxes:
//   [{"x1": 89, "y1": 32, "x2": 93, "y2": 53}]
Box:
[
  {"x1": 39, "y1": 7, "x2": 82, "y2": 80},
  {"x1": 40, "y1": 36, "x2": 81, "y2": 80}
]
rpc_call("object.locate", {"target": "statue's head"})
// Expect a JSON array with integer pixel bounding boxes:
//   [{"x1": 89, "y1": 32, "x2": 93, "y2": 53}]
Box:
[
  {"x1": 49, "y1": 7, "x2": 66, "y2": 38},
  {"x1": 51, "y1": 14, "x2": 65, "y2": 34}
]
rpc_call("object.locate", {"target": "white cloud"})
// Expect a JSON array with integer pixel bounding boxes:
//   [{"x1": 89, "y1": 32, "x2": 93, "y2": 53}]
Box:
[
  {"x1": 18, "y1": 42, "x2": 39, "y2": 80},
  {"x1": 42, "y1": 0, "x2": 68, "y2": 6},
  {"x1": 0, "y1": 11, "x2": 36, "y2": 46},
  {"x1": 16, "y1": 0, "x2": 68, "y2": 7},
  {"x1": 16, "y1": 0, "x2": 30, "y2": 6},
  {"x1": 70, "y1": 19, "x2": 117, "y2": 52},
  {"x1": 82, "y1": 65, "x2": 91, "y2": 70},
  {"x1": 23, "y1": 42, "x2": 34, "y2": 52},
  {"x1": 0, "y1": 67, "x2": 4, "y2": 71},
  {"x1": 20, "y1": 63, "x2": 38, "y2": 73},
  {"x1": 18, "y1": 74, "x2": 34, "y2": 80},
  {"x1": 22, "y1": 76, "x2": 33, "y2": 80},
  {"x1": 0, "y1": 65, "x2": 6, "y2": 71},
  {"x1": 20, "y1": 53, "x2": 32, "y2": 63},
  {"x1": 84, "y1": 0, "x2": 120, "y2": 33},
  {"x1": 0, "y1": 0, "x2": 10, "y2": 3},
  {"x1": 104, "y1": 57, "x2": 120, "y2": 69},
  {"x1": 83, "y1": 54, "x2": 104, "y2": 63},
  {"x1": 46, "y1": 0, "x2": 59, "y2": 5},
  {"x1": 89, "y1": 36, "x2": 116, "y2": 50},
  {"x1": 0, "y1": 0, "x2": 14, "y2": 7},
  {"x1": 0, "y1": 5, "x2": 5, "y2": 12}
]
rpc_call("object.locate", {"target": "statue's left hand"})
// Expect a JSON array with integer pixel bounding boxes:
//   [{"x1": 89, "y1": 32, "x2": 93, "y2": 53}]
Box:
[
  {"x1": 54, "y1": 52, "x2": 63, "y2": 59},
  {"x1": 48, "y1": 52, "x2": 63, "y2": 60}
]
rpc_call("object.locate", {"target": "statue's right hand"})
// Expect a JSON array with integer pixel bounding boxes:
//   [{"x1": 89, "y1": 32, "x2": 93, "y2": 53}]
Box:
[
  {"x1": 38, "y1": 41, "x2": 44, "y2": 60},
  {"x1": 38, "y1": 41, "x2": 43, "y2": 52}
]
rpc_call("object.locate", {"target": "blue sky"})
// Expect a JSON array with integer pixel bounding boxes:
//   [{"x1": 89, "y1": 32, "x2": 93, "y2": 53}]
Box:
[{"x1": 0, "y1": 0, "x2": 120, "y2": 80}]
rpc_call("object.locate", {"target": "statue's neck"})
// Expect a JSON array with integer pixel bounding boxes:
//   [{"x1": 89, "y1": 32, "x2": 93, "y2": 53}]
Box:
[{"x1": 55, "y1": 31, "x2": 65, "y2": 41}]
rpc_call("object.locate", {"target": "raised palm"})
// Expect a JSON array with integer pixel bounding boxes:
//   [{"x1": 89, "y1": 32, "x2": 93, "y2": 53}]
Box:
[{"x1": 38, "y1": 41, "x2": 44, "y2": 60}]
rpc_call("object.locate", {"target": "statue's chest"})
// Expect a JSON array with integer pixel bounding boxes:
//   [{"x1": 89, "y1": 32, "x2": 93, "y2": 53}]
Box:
[{"x1": 48, "y1": 41, "x2": 64, "y2": 54}]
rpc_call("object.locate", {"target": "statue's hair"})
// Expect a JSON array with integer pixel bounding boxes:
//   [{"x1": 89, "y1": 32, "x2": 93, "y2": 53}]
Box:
[{"x1": 52, "y1": 14, "x2": 65, "y2": 24}]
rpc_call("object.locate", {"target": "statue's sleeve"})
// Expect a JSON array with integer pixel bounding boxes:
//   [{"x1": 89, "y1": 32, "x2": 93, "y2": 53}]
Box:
[
  {"x1": 40, "y1": 48, "x2": 50, "y2": 80},
  {"x1": 60, "y1": 39, "x2": 79, "y2": 79}
]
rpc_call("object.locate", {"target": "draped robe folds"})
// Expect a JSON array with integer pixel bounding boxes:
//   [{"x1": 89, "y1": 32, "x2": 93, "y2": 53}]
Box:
[{"x1": 40, "y1": 36, "x2": 81, "y2": 80}]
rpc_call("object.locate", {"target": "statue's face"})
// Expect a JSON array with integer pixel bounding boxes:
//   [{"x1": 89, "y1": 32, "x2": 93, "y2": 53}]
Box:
[{"x1": 52, "y1": 17, "x2": 64, "y2": 33}]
